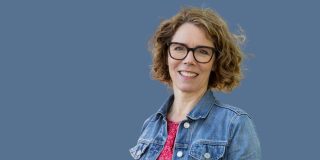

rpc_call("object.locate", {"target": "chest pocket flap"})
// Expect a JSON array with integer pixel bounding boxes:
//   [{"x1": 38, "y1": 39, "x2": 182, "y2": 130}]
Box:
[
  {"x1": 189, "y1": 141, "x2": 227, "y2": 160},
  {"x1": 129, "y1": 140, "x2": 150, "y2": 160}
]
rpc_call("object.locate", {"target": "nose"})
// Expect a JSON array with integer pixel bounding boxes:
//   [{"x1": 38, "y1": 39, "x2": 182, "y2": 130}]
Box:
[{"x1": 182, "y1": 50, "x2": 196, "y2": 65}]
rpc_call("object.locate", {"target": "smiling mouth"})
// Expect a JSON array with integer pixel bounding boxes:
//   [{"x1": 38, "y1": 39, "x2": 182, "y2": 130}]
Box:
[{"x1": 178, "y1": 71, "x2": 199, "y2": 78}]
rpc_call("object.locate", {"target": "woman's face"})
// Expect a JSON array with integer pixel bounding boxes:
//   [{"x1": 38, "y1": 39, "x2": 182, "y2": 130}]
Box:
[{"x1": 168, "y1": 23, "x2": 214, "y2": 93}]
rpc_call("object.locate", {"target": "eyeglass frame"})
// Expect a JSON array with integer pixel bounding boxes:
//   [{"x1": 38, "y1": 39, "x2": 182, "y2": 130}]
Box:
[{"x1": 167, "y1": 42, "x2": 218, "y2": 63}]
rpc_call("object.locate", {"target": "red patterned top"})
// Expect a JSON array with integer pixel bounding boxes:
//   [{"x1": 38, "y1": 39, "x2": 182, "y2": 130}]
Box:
[{"x1": 157, "y1": 119, "x2": 179, "y2": 160}]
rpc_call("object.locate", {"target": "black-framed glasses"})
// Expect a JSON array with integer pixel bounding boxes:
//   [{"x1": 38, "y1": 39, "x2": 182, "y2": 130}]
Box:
[{"x1": 168, "y1": 42, "x2": 217, "y2": 63}]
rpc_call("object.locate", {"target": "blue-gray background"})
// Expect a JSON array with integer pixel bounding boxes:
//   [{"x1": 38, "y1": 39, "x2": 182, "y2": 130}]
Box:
[{"x1": 1, "y1": 0, "x2": 319, "y2": 159}]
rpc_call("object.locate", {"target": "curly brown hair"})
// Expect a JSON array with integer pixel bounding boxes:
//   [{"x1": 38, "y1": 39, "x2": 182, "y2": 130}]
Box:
[{"x1": 149, "y1": 7, "x2": 245, "y2": 92}]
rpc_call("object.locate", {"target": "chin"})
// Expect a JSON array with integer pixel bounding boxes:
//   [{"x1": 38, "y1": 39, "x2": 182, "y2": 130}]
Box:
[{"x1": 176, "y1": 84, "x2": 198, "y2": 93}]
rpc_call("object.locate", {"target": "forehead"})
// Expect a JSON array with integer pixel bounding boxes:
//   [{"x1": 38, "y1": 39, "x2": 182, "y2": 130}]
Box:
[{"x1": 171, "y1": 23, "x2": 213, "y2": 47}]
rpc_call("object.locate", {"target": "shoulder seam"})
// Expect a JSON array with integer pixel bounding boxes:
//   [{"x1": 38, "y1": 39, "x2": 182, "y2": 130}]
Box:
[{"x1": 214, "y1": 102, "x2": 248, "y2": 116}]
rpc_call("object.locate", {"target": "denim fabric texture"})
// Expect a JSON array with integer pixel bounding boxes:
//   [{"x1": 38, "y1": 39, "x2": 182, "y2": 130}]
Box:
[{"x1": 130, "y1": 90, "x2": 261, "y2": 160}]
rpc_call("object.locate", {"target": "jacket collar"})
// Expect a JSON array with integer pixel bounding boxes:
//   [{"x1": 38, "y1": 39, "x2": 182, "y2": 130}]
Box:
[
  {"x1": 156, "y1": 90, "x2": 216, "y2": 120},
  {"x1": 156, "y1": 94, "x2": 174, "y2": 118}
]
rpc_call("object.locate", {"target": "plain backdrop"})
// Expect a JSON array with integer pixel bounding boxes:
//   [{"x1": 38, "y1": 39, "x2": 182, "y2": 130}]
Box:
[{"x1": 1, "y1": 0, "x2": 320, "y2": 159}]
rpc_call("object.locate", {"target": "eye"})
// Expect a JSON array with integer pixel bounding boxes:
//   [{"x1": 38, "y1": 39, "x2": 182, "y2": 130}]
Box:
[
  {"x1": 170, "y1": 43, "x2": 186, "y2": 52},
  {"x1": 198, "y1": 49, "x2": 209, "y2": 55},
  {"x1": 174, "y1": 46, "x2": 185, "y2": 51}
]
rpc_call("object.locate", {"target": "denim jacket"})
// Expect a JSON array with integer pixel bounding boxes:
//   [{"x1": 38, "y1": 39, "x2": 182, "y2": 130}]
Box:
[{"x1": 130, "y1": 90, "x2": 261, "y2": 160}]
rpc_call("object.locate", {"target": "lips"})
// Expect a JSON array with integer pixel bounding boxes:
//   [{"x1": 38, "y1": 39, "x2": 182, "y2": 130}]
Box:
[{"x1": 178, "y1": 71, "x2": 199, "y2": 78}]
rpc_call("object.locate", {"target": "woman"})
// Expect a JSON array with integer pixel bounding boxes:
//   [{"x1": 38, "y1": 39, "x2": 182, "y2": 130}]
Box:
[{"x1": 130, "y1": 7, "x2": 261, "y2": 160}]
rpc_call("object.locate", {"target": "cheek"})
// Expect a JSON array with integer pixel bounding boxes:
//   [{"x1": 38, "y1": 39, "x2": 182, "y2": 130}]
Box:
[
  {"x1": 208, "y1": 60, "x2": 215, "y2": 72},
  {"x1": 167, "y1": 60, "x2": 175, "y2": 78},
  {"x1": 200, "y1": 63, "x2": 214, "y2": 78},
  {"x1": 203, "y1": 60, "x2": 214, "y2": 70},
  {"x1": 168, "y1": 58, "x2": 178, "y2": 71}
]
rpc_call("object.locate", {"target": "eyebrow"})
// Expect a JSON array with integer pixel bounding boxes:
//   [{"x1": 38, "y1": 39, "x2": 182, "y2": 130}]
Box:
[{"x1": 171, "y1": 41, "x2": 214, "y2": 49}]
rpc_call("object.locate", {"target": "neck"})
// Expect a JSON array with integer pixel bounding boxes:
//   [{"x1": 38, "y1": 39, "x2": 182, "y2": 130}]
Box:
[{"x1": 167, "y1": 87, "x2": 208, "y2": 122}]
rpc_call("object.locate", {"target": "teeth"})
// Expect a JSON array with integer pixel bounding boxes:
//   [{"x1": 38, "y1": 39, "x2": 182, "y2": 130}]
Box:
[{"x1": 180, "y1": 71, "x2": 198, "y2": 77}]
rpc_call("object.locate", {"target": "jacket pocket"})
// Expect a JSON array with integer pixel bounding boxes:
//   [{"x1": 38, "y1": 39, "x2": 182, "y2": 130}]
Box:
[
  {"x1": 189, "y1": 141, "x2": 227, "y2": 160},
  {"x1": 129, "y1": 139, "x2": 151, "y2": 160}
]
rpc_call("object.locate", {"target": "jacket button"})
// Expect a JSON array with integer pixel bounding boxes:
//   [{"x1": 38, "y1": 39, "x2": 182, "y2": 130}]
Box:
[
  {"x1": 204, "y1": 152, "x2": 211, "y2": 159},
  {"x1": 183, "y1": 122, "x2": 190, "y2": 129},
  {"x1": 177, "y1": 151, "x2": 183, "y2": 157}
]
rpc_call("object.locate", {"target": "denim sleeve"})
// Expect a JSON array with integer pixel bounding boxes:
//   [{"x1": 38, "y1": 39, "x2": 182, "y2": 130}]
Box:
[{"x1": 227, "y1": 114, "x2": 262, "y2": 160}]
